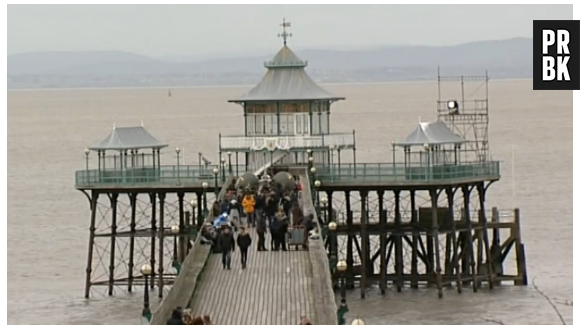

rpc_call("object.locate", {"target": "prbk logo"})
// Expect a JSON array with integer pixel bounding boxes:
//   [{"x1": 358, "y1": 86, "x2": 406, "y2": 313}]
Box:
[{"x1": 533, "y1": 20, "x2": 580, "y2": 90}]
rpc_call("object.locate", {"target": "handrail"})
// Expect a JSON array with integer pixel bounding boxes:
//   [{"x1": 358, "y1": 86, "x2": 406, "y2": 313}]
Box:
[
  {"x1": 74, "y1": 165, "x2": 220, "y2": 187},
  {"x1": 149, "y1": 175, "x2": 236, "y2": 324},
  {"x1": 315, "y1": 161, "x2": 500, "y2": 183},
  {"x1": 297, "y1": 168, "x2": 338, "y2": 325}
]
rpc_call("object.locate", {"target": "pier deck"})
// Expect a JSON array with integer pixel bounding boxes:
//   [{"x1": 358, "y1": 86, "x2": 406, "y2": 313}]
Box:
[{"x1": 188, "y1": 230, "x2": 316, "y2": 325}]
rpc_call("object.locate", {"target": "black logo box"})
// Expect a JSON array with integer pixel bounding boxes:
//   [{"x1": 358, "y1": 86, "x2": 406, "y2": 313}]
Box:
[{"x1": 533, "y1": 20, "x2": 580, "y2": 90}]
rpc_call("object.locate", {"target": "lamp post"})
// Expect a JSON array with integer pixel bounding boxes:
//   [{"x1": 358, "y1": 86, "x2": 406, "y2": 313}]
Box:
[
  {"x1": 212, "y1": 167, "x2": 219, "y2": 197},
  {"x1": 314, "y1": 179, "x2": 321, "y2": 220},
  {"x1": 423, "y1": 143, "x2": 430, "y2": 180},
  {"x1": 141, "y1": 264, "x2": 152, "y2": 322},
  {"x1": 84, "y1": 148, "x2": 90, "y2": 172},
  {"x1": 227, "y1": 152, "x2": 232, "y2": 176},
  {"x1": 336, "y1": 260, "x2": 349, "y2": 325},
  {"x1": 328, "y1": 221, "x2": 338, "y2": 273},
  {"x1": 321, "y1": 196, "x2": 328, "y2": 224},
  {"x1": 190, "y1": 199, "x2": 199, "y2": 230},
  {"x1": 202, "y1": 182, "x2": 209, "y2": 218},
  {"x1": 221, "y1": 158, "x2": 226, "y2": 180},
  {"x1": 351, "y1": 319, "x2": 365, "y2": 325},
  {"x1": 329, "y1": 145, "x2": 335, "y2": 176},
  {"x1": 175, "y1": 147, "x2": 181, "y2": 184},
  {"x1": 171, "y1": 225, "x2": 181, "y2": 273}
]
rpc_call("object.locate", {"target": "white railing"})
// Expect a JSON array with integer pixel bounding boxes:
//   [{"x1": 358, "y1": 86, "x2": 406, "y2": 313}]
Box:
[{"x1": 220, "y1": 133, "x2": 355, "y2": 151}]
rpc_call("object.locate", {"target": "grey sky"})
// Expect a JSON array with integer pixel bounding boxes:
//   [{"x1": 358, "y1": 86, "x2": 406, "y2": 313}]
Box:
[{"x1": 8, "y1": 4, "x2": 571, "y2": 57}]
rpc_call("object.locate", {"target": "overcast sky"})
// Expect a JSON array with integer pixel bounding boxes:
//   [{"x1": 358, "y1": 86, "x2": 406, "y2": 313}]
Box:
[{"x1": 8, "y1": 4, "x2": 571, "y2": 57}]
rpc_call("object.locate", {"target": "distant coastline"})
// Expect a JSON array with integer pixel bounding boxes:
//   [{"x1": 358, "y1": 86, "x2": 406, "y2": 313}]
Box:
[
  {"x1": 7, "y1": 37, "x2": 533, "y2": 90},
  {"x1": 7, "y1": 78, "x2": 534, "y2": 92}
]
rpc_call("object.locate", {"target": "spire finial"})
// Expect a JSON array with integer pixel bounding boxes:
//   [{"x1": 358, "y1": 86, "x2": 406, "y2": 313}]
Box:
[{"x1": 278, "y1": 17, "x2": 292, "y2": 46}]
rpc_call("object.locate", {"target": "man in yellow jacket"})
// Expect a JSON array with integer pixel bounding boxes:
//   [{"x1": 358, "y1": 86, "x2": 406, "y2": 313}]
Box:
[{"x1": 242, "y1": 193, "x2": 256, "y2": 227}]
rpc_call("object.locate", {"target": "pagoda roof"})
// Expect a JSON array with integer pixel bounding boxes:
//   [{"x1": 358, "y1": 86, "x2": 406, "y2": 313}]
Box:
[
  {"x1": 394, "y1": 121, "x2": 466, "y2": 147},
  {"x1": 89, "y1": 126, "x2": 168, "y2": 151},
  {"x1": 228, "y1": 46, "x2": 345, "y2": 103}
]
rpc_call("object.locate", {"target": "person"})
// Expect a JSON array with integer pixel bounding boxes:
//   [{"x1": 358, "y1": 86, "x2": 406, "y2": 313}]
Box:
[
  {"x1": 227, "y1": 199, "x2": 242, "y2": 231},
  {"x1": 236, "y1": 226, "x2": 252, "y2": 269},
  {"x1": 277, "y1": 209, "x2": 289, "y2": 252},
  {"x1": 282, "y1": 194, "x2": 292, "y2": 217},
  {"x1": 270, "y1": 215, "x2": 280, "y2": 251},
  {"x1": 211, "y1": 201, "x2": 221, "y2": 218},
  {"x1": 203, "y1": 314, "x2": 212, "y2": 325},
  {"x1": 291, "y1": 202, "x2": 304, "y2": 227},
  {"x1": 167, "y1": 308, "x2": 185, "y2": 325},
  {"x1": 218, "y1": 225, "x2": 235, "y2": 270},
  {"x1": 242, "y1": 192, "x2": 256, "y2": 227},
  {"x1": 191, "y1": 316, "x2": 205, "y2": 325},
  {"x1": 256, "y1": 211, "x2": 268, "y2": 251},
  {"x1": 300, "y1": 316, "x2": 312, "y2": 325}
]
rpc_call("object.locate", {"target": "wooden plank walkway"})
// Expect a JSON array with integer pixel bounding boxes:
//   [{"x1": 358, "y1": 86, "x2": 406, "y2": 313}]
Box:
[{"x1": 188, "y1": 228, "x2": 316, "y2": 325}]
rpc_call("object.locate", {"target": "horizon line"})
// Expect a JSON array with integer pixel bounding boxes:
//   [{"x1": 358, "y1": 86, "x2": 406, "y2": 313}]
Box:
[{"x1": 7, "y1": 36, "x2": 532, "y2": 59}]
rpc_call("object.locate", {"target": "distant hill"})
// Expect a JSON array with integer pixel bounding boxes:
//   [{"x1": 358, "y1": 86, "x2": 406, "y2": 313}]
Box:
[{"x1": 7, "y1": 38, "x2": 533, "y2": 89}]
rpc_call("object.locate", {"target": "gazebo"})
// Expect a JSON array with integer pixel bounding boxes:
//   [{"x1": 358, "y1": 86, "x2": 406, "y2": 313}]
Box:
[{"x1": 81, "y1": 125, "x2": 168, "y2": 185}]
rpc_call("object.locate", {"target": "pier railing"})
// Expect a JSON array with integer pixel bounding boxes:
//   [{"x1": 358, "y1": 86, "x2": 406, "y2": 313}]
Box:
[
  {"x1": 219, "y1": 133, "x2": 355, "y2": 151},
  {"x1": 297, "y1": 168, "x2": 339, "y2": 325},
  {"x1": 149, "y1": 175, "x2": 236, "y2": 324},
  {"x1": 75, "y1": 165, "x2": 222, "y2": 188},
  {"x1": 314, "y1": 161, "x2": 500, "y2": 183}
]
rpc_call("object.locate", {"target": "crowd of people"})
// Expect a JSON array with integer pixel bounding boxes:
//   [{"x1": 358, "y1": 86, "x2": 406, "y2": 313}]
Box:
[
  {"x1": 166, "y1": 306, "x2": 313, "y2": 325},
  {"x1": 167, "y1": 307, "x2": 212, "y2": 325},
  {"x1": 200, "y1": 171, "x2": 317, "y2": 270},
  {"x1": 174, "y1": 171, "x2": 318, "y2": 325}
]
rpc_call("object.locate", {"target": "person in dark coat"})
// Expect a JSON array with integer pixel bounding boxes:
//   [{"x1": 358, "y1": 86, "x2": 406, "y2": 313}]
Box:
[
  {"x1": 256, "y1": 213, "x2": 268, "y2": 251},
  {"x1": 236, "y1": 226, "x2": 252, "y2": 269},
  {"x1": 278, "y1": 215, "x2": 289, "y2": 252},
  {"x1": 270, "y1": 216, "x2": 280, "y2": 251},
  {"x1": 211, "y1": 201, "x2": 221, "y2": 218},
  {"x1": 218, "y1": 225, "x2": 235, "y2": 269},
  {"x1": 266, "y1": 194, "x2": 278, "y2": 225},
  {"x1": 167, "y1": 308, "x2": 185, "y2": 325}
]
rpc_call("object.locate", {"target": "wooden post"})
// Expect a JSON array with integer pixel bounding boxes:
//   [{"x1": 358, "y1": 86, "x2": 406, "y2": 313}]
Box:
[
  {"x1": 158, "y1": 192, "x2": 166, "y2": 298},
  {"x1": 462, "y1": 186, "x2": 477, "y2": 291},
  {"x1": 477, "y1": 183, "x2": 494, "y2": 289},
  {"x1": 149, "y1": 192, "x2": 156, "y2": 289},
  {"x1": 178, "y1": 192, "x2": 186, "y2": 262},
  {"x1": 410, "y1": 190, "x2": 419, "y2": 289},
  {"x1": 378, "y1": 190, "x2": 386, "y2": 294},
  {"x1": 128, "y1": 193, "x2": 137, "y2": 293},
  {"x1": 394, "y1": 190, "x2": 403, "y2": 292},
  {"x1": 490, "y1": 207, "x2": 502, "y2": 286},
  {"x1": 446, "y1": 188, "x2": 462, "y2": 294},
  {"x1": 360, "y1": 190, "x2": 368, "y2": 299},
  {"x1": 513, "y1": 208, "x2": 528, "y2": 285},
  {"x1": 84, "y1": 191, "x2": 99, "y2": 299},
  {"x1": 430, "y1": 189, "x2": 443, "y2": 298},
  {"x1": 345, "y1": 191, "x2": 354, "y2": 289},
  {"x1": 108, "y1": 193, "x2": 118, "y2": 296}
]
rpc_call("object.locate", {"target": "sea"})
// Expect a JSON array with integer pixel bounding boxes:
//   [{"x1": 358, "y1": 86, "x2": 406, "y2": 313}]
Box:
[{"x1": 7, "y1": 79, "x2": 573, "y2": 325}]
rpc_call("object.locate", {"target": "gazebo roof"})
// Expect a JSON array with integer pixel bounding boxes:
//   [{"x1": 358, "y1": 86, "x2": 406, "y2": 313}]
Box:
[
  {"x1": 394, "y1": 121, "x2": 466, "y2": 147},
  {"x1": 89, "y1": 126, "x2": 168, "y2": 151},
  {"x1": 228, "y1": 45, "x2": 344, "y2": 103}
]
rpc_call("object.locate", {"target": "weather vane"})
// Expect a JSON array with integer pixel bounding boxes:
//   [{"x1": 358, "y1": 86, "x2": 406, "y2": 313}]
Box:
[{"x1": 278, "y1": 18, "x2": 292, "y2": 46}]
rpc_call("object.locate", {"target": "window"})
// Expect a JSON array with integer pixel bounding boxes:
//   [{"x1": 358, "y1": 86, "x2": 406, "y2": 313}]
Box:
[
  {"x1": 279, "y1": 114, "x2": 294, "y2": 135},
  {"x1": 254, "y1": 114, "x2": 264, "y2": 135}
]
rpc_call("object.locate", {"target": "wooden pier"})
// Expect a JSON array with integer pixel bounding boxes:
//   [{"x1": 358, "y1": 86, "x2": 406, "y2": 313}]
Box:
[{"x1": 74, "y1": 22, "x2": 528, "y2": 325}]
